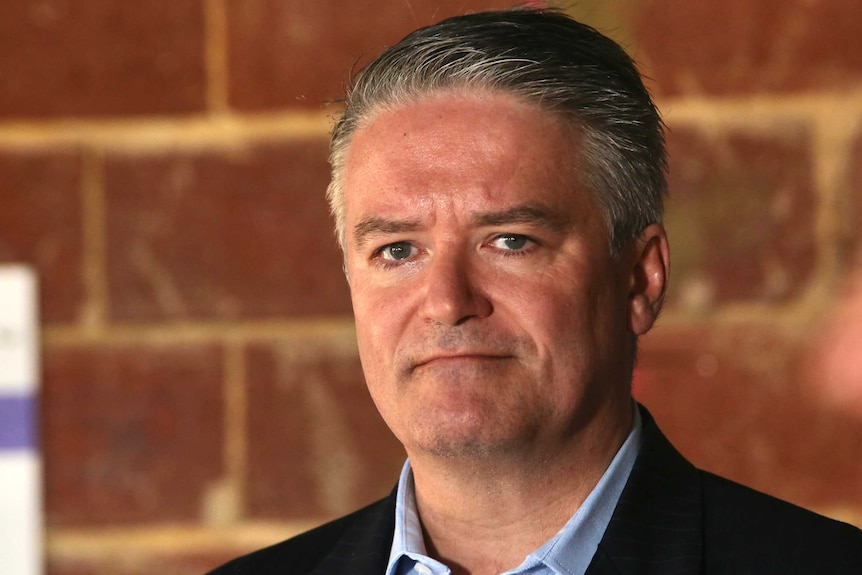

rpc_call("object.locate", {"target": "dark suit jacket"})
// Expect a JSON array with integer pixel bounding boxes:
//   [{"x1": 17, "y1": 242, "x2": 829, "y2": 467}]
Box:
[{"x1": 208, "y1": 408, "x2": 862, "y2": 574}]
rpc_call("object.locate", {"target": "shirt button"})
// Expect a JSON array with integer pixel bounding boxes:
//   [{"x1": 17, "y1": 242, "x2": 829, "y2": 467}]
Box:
[{"x1": 415, "y1": 563, "x2": 433, "y2": 575}]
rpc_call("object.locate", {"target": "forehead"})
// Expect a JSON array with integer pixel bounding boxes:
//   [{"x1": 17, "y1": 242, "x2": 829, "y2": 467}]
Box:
[
  {"x1": 349, "y1": 90, "x2": 573, "y2": 164},
  {"x1": 341, "y1": 90, "x2": 595, "y2": 227}
]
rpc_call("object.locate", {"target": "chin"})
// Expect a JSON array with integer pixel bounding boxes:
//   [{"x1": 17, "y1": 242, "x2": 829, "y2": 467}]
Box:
[
  {"x1": 409, "y1": 418, "x2": 535, "y2": 461},
  {"x1": 418, "y1": 437, "x2": 513, "y2": 460}
]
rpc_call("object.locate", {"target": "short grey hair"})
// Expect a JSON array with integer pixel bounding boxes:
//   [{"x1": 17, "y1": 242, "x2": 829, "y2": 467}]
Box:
[{"x1": 327, "y1": 7, "x2": 667, "y2": 256}]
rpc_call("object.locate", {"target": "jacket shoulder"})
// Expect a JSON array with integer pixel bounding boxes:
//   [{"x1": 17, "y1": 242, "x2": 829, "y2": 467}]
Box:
[
  {"x1": 701, "y1": 471, "x2": 862, "y2": 573},
  {"x1": 206, "y1": 496, "x2": 393, "y2": 575}
]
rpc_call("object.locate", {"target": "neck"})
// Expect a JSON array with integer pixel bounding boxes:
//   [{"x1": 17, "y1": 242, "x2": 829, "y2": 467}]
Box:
[{"x1": 407, "y1": 407, "x2": 633, "y2": 575}]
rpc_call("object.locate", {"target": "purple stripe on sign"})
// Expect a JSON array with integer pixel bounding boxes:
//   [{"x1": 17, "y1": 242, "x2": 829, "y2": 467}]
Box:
[{"x1": 0, "y1": 394, "x2": 37, "y2": 450}]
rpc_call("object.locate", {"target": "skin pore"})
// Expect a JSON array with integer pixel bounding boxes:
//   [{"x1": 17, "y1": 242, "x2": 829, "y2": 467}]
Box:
[{"x1": 340, "y1": 89, "x2": 669, "y2": 575}]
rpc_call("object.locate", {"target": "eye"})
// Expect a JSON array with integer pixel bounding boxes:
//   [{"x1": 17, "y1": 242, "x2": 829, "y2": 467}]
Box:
[
  {"x1": 489, "y1": 234, "x2": 533, "y2": 251},
  {"x1": 377, "y1": 241, "x2": 416, "y2": 261}
]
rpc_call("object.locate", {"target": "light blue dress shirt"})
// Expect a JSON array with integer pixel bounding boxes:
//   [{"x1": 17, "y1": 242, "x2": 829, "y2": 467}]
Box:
[{"x1": 385, "y1": 407, "x2": 642, "y2": 575}]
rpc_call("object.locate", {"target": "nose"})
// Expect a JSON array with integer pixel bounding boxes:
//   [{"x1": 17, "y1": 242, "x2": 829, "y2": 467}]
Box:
[{"x1": 419, "y1": 249, "x2": 492, "y2": 326}]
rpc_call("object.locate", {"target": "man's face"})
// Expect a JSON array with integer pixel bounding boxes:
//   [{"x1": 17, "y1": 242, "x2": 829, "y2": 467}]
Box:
[{"x1": 341, "y1": 91, "x2": 660, "y2": 462}]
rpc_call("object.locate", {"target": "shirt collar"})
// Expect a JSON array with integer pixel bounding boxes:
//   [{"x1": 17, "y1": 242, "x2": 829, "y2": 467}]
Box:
[
  {"x1": 386, "y1": 405, "x2": 643, "y2": 575},
  {"x1": 386, "y1": 463, "x2": 450, "y2": 575}
]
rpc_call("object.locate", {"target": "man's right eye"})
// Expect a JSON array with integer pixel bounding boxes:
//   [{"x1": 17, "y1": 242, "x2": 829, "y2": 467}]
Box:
[{"x1": 378, "y1": 241, "x2": 415, "y2": 262}]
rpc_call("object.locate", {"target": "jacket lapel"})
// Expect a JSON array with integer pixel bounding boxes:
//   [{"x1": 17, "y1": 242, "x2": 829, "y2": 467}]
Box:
[
  {"x1": 585, "y1": 406, "x2": 704, "y2": 575},
  {"x1": 309, "y1": 489, "x2": 397, "y2": 575}
]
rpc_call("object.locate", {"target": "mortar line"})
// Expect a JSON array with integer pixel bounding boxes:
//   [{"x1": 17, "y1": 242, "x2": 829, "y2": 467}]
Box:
[
  {"x1": 47, "y1": 503, "x2": 857, "y2": 558},
  {"x1": 47, "y1": 521, "x2": 321, "y2": 558},
  {"x1": 660, "y1": 90, "x2": 862, "y2": 129},
  {"x1": 1, "y1": 91, "x2": 859, "y2": 150},
  {"x1": 803, "y1": 102, "x2": 862, "y2": 306},
  {"x1": 204, "y1": 0, "x2": 230, "y2": 115},
  {"x1": 42, "y1": 317, "x2": 359, "y2": 347},
  {"x1": 0, "y1": 112, "x2": 333, "y2": 151},
  {"x1": 224, "y1": 340, "x2": 248, "y2": 519},
  {"x1": 80, "y1": 150, "x2": 108, "y2": 333}
]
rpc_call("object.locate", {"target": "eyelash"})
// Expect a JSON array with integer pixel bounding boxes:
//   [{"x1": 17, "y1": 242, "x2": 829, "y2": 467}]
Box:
[
  {"x1": 371, "y1": 241, "x2": 418, "y2": 270},
  {"x1": 488, "y1": 233, "x2": 537, "y2": 256},
  {"x1": 370, "y1": 233, "x2": 537, "y2": 270}
]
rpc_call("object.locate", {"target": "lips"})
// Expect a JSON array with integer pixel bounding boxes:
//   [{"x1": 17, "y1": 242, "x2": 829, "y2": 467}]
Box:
[
  {"x1": 412, "y1": 352, "x2": 512, "y2": 370},
  {"x1": 399, "y1": 330, "x2": 525, "y2": 375}
]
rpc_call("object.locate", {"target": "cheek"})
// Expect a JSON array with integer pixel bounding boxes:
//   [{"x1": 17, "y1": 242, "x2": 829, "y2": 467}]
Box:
[
  {"x1": 504, "y1": 272, "x2": 592, "y2": 339},
  {"x1": 351, "y1": 282, "x2": 410, "y2": 389},
  {"x1": 355, "y1": 327, "x2": 393, "y2": 418},
  {"x1": 353, "y1": 313, "x2": 388, "y2": 393},
  {"x1": 353, "y1": 287, "x2": 398, "y2": 353},
  {"x1": 510, "y1": 273, "x2": 620, "y2": 371}
]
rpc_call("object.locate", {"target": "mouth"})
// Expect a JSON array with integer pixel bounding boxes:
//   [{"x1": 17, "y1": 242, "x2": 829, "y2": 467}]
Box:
[{"x1": 413, "y1": 353, "x2": 513, "y2": 370}]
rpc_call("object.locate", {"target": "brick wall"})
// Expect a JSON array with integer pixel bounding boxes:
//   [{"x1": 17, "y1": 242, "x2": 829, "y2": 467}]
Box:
[{"x1": 1, "y1": 1, "x2": 860, "y2": 573}]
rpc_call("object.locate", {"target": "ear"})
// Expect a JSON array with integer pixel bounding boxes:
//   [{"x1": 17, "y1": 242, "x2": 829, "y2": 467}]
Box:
[{"x1": 626, "y1": 223, "x2": 670, "y2": 336}]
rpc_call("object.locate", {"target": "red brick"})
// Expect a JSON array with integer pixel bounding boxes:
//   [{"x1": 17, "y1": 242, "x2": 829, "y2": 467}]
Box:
[
  {"x1": 42, "y1": 343, "x2": 225, "y2": 526},
  {"x1": 0, "y1": 1, "x2": 206, "y2": 118},
  {"x1": 227, "y1": 0, "x2": 518, "y2": 111},
  {"x1": 634, "y1": 325, "x2": 862, "y2": 513},
  {"x1": 245, "y1": 341, "x2": 404, "y2": 520},
  {"x1": 104, "y1": 139, "x2": 351, "y2": 321},
  {"x1": 664, "y1": 126, "x2": 817, "y2": 307},
  {"x1": 0, "y1": 150, "x2": 84, "y2": 324},
  {"x1": 635, "y1": 0, "x2": 862, "y2": 97}
]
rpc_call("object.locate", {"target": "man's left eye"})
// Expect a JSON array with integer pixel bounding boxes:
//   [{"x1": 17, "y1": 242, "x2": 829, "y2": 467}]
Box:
[
  {"x1": 379, "y1": 241, "x2": 416, "y2": 261},
  {"x1": 490, "y1": 234, "x2": 532, "y2": 251}
]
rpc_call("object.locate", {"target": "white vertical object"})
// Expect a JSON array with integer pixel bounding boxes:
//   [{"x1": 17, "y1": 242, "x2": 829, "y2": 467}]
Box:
[{"x1": 0, "y1": 266, "x2": 42, "y2": 575}]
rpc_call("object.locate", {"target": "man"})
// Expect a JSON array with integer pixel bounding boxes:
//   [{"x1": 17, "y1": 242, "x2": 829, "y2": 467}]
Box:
[{"x1": 209, "y1": 8, "x2": 862, "y2": 575}]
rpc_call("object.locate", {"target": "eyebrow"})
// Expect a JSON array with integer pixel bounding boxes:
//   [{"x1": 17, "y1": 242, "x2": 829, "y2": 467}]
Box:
[
  {"x1": 473, "y1": 204, "x2": 571, "y2": 231},
  {"x1": 353, "y1": 217, "x2": 422, "y2": 250}
]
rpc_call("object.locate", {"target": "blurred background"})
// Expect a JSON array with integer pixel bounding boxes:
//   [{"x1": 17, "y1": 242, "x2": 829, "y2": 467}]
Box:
[{"x1": 1, "y1": 0, "x2": 861, "y2": 573}]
